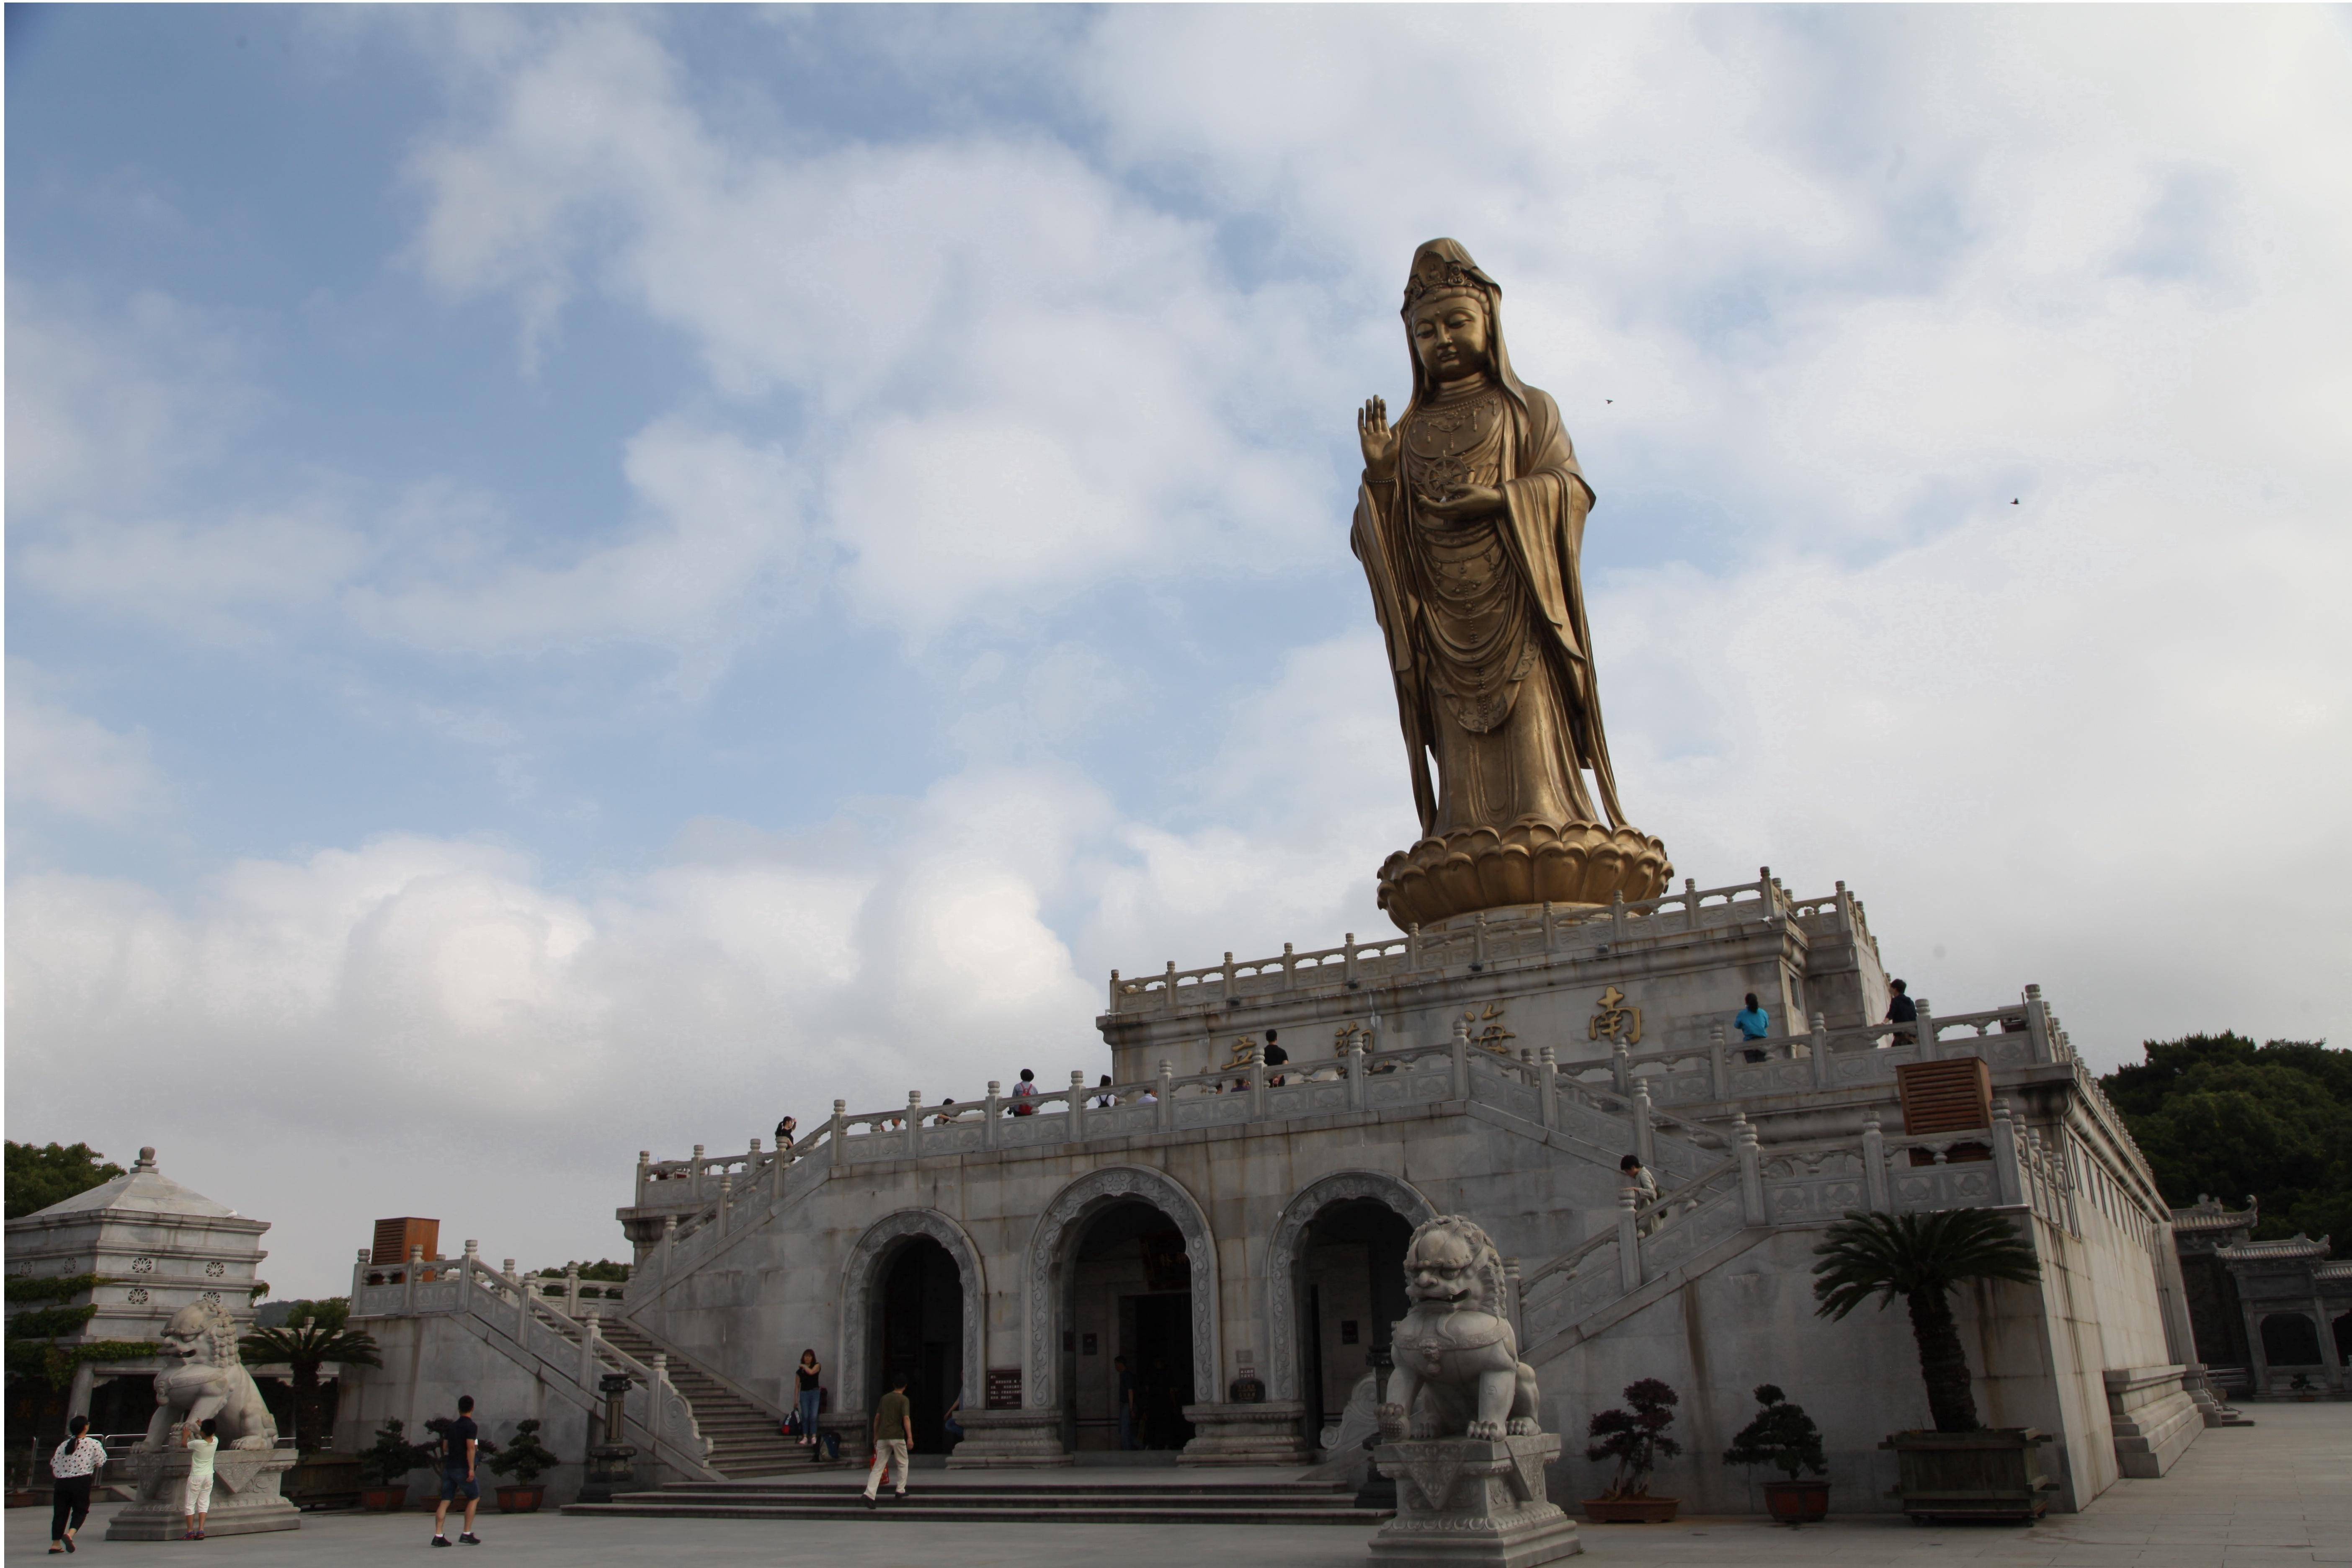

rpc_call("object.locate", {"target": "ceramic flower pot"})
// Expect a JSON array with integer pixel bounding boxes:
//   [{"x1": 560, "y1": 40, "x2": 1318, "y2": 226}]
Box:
[
  {"x1": 1762, "y1": 1479, "x2": 1830, "y2": 1523},
  {"x1": 495, "y1": 1485, "x2": 545, "y2": 1513},
  {"x1": 1582, "y1": 1495, "x2": 1681, "y2": 1523},
  {"x1": 358, "y1": 1485, "x2": 407, "y2": 1511}
]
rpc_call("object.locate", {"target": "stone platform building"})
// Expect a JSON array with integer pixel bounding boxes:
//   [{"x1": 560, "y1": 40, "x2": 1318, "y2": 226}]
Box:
[{"x1": 346, "y1": 873, "x2": 2210, "y2": 1513}]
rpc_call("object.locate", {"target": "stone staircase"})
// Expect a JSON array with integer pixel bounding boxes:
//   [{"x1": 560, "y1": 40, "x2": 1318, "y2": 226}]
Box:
[
  {"x1": 565, "y1": 1475, "x2": 1384, "y2": 1524},
  {"x1": 542, "y1": 1314, "x2": 802, "y2": 1478}
]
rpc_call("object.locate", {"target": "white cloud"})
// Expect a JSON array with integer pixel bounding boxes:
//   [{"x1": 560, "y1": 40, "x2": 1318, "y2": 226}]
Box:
[{"x1": 5, "y1": 680, "x2": 171, "y2": 825}]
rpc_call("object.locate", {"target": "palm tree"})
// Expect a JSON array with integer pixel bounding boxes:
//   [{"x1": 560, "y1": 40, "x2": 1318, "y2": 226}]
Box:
[
  {"x1": 1810, "y1": 1209, "x2": 2040, "y2": 1433},
  {"x1": 241, "y1": 1299, "x2": 383, "y2": 1452}
]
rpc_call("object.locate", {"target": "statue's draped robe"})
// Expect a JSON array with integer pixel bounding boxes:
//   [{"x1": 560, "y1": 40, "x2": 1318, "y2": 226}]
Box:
[{"x1": 1351, "y1": 377, "x2": 1629, "y2": 842}]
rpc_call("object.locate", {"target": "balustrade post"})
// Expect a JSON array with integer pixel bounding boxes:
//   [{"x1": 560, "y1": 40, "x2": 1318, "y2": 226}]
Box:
[
  {"x1": 1109, "y1": 969, "x2": 1122, "y2": 1013},
  {"x1": 689, "y1": 1145, "x2": 705, "y2": 1201},
  {"x1": 351, "y1": 1248, "x2": 369, "y2": 1304},
  {"x1": 1611, "y1": 1041, "x2": 1631, "y2": 1096},
  {"x1": 405, "y1": 1245, "x2": 422, "y2": 1314},
  {"x1": 983, "y1": 1083, "x2": 1001, "y2": 1150},
  {"x1": 1069, "y1": 1073, "x2": 1088, "y2": 1142},
  {"x1": 1407, "y1": 922, "x2": 1422, "y2": 971},
  {"x1": 1348, "y1": 1041, "x2": 1367, "y2": 1112},
  {"x1": 1686, "y1": 877, "x2": 1702, "y2": 933},
  {"x1": 1222, "y1": 952, "x2": 1236, "y2": 1002},
  {"x1": 1542, "y1": 900, "x2": 1558, "y2": 952},
  {"x1": 715, "y1": 1177, "x2": 733, "y2": 1237},
  {"x1": 460, "y1": 1239, "x2": 479, "y2": 1312},
  {"x1": 658, "y1": 1215, "x2": 676, "y2": 1280},
  {"x1": 1915, "y1": 1000, "x2": 1937, "y2": 1061},
  {"x1": 1502, "y1": 1256, "x2": 1525, "y2": 1342},
  {"x1": 649, "y1": 1353, "x2": 670, "y2": 1455},
  {"x1": 1538, "y1": 1045, "x2": 1557, "y2": 1130},
  {"x1": 1617, "y1": 1188, "x2": 1642, "y2": 1293},
  {"x1": 1344, "y1": 933, "x2": 1359, "y2": 988},
  {"x1": 1282, "y1": 943, "x2": 1297, "y2": 990},
  {"x1": 2023, "y1": 983, "x2": 2052, "y2": 1063},
  {"x1": 1862, "y1": 1116, "x2": 1889, "y2": 1212},
  {"x1": 1835, "y1": 879, "x2": 1854, "y2": 931},
  {"x1": 1735, "y1": 1115, "x2": 1766, "y2": 1226},
  {"x1": 1451, "y1": 1017, "x2": 1471, "y2": 1101},
  {"x1": 580, "y1": 1313, "x2": 601, "y2": 1392},
  {"x1": 1163, "y1": 960, "x2": 1179, "y2": 1011},
  {"x1": 908, "y1": 1092, "x2": 925, "y2": 1158},
  {"x1": 1610, "y1": 891, "x2": 1626, "y2": 942},
  {"x1": 831, "y1": 1100, "x2": 848, "y2": 1169},
  {"x1": 1810, "y1": 1012, "x2": 1832, "y2": 1088},
  {"x1": 636, "y1": 1149, "x2": 651, "y2": 1206},
  {"x1": 1632, "y1": 1080, "x2": 1656, "y2": 1173},
  {"x1": 1992, "y1": 1100, "x2": 2023, "y2": 1207},
  {"x1": 516, "y1": 1257, "x2": 534, "y2": 1341},
  {"x1": 1472, "y1": 912, "x2": 1489, "y2": 970},
  {"x1": 565, "y1": 1261, "x2": 582, "y2": 1312},
  {"x1": 1708, "y1": 1024, "x2": 1729, "y2": 1099},
  {"x1": 1248, "y1": 1042, "x2": 1268, "y2": 1121},
  {"x1": 1158, "y1": 1060, "x2": 1176, "y2": 1131}
]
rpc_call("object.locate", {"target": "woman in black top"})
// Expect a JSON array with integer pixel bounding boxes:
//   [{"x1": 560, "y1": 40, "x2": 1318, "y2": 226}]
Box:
[{"x1": 795, "y1": 1349, "x2": 822, "y2": 1446}]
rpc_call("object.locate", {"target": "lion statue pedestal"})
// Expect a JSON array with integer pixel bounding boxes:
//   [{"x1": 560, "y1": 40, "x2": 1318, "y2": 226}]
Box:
[
  {"x1": 106, "y1": 1301, "x2": 299, "y2": 1540},
  {"x1": 1369, "y1": 1217, "x2": 1579, "y2": 1568}
]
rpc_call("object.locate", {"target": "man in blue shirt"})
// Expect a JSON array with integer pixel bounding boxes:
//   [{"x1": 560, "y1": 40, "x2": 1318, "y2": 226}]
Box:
[{"x1": 1734, "y1": 993, "x2": 1772, "y2": 1063}]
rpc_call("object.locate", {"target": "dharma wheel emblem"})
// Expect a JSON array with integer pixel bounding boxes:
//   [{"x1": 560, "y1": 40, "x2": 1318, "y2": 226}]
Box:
[{"x1": 1588, "y1": 985, "x2": 1643, "y2": 1046}]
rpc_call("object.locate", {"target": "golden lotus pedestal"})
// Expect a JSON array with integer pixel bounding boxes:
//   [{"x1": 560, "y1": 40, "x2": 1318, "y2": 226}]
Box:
[{"x1": 1377, "y1": 820, "x2": 1671, "y2": 933}]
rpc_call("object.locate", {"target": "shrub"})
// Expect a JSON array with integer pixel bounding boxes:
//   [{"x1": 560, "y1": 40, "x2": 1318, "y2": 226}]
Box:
[
  {"x1": 1585, "y1": 1378, "x2": 1681, "y2": 1499},
  {"x1": 485, "y1": 1420, "x2": 563, "y2": 1486},
  {"x1": 1722, "y1": 1384, "x2": 1826, "y2": 1481}
]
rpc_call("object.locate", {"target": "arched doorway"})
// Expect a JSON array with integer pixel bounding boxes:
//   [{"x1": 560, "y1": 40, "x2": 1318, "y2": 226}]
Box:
[
  {"x1": 838, "y1": 1210, "x2": 987, "y2": 1445},
  {"x1": 1065, "y1": 1199, "x2": 1197, "y2": 1454},
  {"x1": 877, "y1": 1236, "x2": 964, "y2": 1454},
  {"x1": 1293, "y1": 1198, "x2": 1414, "y2": 1444},
  {"x1": 1263, "y1": 1171, "x2": 1436, "y2": 1437},
  {"x1": 1026, "y1": 1166, "x2": 1221, "y2": 1458}
]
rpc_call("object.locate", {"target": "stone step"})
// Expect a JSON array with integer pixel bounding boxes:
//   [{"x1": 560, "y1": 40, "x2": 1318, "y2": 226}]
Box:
[{"x1": 567, "y1": 1498, "x2": 1386, "y2": 1525}]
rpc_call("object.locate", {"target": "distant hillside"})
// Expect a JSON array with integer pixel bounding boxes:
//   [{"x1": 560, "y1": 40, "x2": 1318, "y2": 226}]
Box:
[{"x1": 2101, "y1": 1033, "x2": 2351, "y2": 1244}]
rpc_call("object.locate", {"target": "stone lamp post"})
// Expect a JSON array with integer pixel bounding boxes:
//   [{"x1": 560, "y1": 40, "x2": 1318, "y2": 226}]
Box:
[{"x1": 575, "y1": 1372, "x2": 638, "y2": 1504}]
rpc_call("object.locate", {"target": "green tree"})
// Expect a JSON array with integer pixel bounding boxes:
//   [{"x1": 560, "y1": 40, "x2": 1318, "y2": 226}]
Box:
[
  {"x1": 2100, "y1": 1034, "x2": 2352, "y2": 1242},
  {"x1": 5, "y1": 1142, "x2": 125, "y2": 1220},
  {"x1": 240, "y1": 1299, "x2": 382, "y2": 1452},
  {"x1": 1812, "y1": 1209, "x2": 2042, "y2": 1434}
]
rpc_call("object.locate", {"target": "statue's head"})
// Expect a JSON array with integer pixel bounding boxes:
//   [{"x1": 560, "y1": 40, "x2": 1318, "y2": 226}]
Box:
[
  {"x1": 160, "y1": 1301, "x2": 241, "y2": 1368},
  {"x1": 1400, "y1": 239, "x2": 1506, "y2": 394},
  {"x1": 1403, "y1": 1215, "x2": 1507, "y2": 1313}
]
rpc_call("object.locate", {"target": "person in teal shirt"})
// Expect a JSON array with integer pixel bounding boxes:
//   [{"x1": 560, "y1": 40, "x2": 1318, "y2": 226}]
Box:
[{"x1": 1734, "y1": 993, "x2": 1772, "y2": 1063}]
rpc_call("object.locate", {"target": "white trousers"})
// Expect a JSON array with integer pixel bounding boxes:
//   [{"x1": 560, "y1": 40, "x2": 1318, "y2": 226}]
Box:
[
  {"x1": 864, "y1": 1438, "x2": 909, "y2": 1498},
  {"x1": 184, "y1": 1473, "x2": 215, "y2": 1515}
]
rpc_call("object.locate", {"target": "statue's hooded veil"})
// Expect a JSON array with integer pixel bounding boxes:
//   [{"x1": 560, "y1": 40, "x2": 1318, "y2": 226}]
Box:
[{"x1": 1397, "y1": 239, "x2": 1589, "y2": 503}]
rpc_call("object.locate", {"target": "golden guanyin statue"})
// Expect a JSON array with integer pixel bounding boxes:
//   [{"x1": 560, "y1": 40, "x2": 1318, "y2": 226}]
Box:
[{"x1": 1353, "y1": 240, "x2": 1670, "y2": 930}]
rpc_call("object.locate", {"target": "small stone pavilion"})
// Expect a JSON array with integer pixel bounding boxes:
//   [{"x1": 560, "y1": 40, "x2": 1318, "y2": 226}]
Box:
[{"x1": 4, "y1": 1147, "x2": 272, "y2": 1434}]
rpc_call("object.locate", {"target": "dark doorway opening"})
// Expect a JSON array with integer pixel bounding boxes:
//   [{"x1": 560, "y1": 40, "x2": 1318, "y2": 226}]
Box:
[
  {"x1": 877, "y1": 1236, "x2": 963, "y2": 1454},
  {"x1": 1296, "y1": 1197, "x2": 1413, "y2": 1444},
  {"x1": 1066, "y1": 1198, "x2": 1195, "y2": 1452}
]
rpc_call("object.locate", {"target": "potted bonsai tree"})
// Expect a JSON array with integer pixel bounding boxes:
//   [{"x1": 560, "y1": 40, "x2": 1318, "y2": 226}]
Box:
[
  {"x1": 485, "y1": 1419, "x2": 563, "y2": 1512},
  {"x1": 1722, "y1": 1384, "x2": 1829, "y2": 1523},
  {"x1": 1812, "y1": 1207, "x2": 2048, "y2": 1522},
  {"x1": 1582, "y1": 1377, "x2": 1682, "y2": 1522},
  {"x1": 356, "y1": 1418, "x2": 432, "y2": 1511}
]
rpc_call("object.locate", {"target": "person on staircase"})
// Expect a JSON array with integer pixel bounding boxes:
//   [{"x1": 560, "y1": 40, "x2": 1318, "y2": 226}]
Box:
[
  {"x1": 795, "y1": 1350, "x2": 823, "y2": 1447},
  {"x1": 1620, "y1": 1154, "x2": 1661, "y2": 1238},
  {"x1": 863, "y1": 1370, "x2": 914, "y2": 1509},
  {"x1": 1885, "y1": 979, "x2": 1917, "y2": 1046}
]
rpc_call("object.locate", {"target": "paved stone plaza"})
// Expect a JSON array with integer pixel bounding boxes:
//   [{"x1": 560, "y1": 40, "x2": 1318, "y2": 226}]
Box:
[{"x1": 14, "y1": 1404, "x2": 2344, "y2": 1567}]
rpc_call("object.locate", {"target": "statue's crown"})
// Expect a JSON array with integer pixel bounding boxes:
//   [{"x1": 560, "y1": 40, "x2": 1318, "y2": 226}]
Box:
[{"x1": 1401, "y1": 240, "x2": 1493, "y2": 314}]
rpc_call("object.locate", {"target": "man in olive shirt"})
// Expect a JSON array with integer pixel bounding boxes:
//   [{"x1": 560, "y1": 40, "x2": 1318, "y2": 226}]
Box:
[{"x1": 863, "y1": 1370, "x2": 914, "y2": 1507}]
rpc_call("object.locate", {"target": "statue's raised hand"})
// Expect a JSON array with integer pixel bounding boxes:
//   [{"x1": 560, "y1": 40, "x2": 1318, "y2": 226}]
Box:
[{"x1": 1359, "y1": 397, "x2": 1398, "y2": 478}]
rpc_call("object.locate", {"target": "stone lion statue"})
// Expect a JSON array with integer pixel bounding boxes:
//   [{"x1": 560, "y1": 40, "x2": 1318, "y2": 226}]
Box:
[
  {"x1": 142, "y1": 1301, "x2": 279, "y2": 1451},
  {"x1": 1378, "y1": 1216, "x2": 1542, "y2": 1442}
]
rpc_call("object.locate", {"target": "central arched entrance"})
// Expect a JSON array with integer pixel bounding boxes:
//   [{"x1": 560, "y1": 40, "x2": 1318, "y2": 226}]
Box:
[
  {"x1": 1293, "y1": 1197, "x2": 1413, "y2": 1444},
  {"x1": 877, "y1": 1236, "x2": 964, "y2": 1454},
  {"x1": 1065, "y1": 1199, "x2": 1197, "y2": 1453},
  {"x1": 1026, "y1": 1166, "x2": 1221, "y2": 1459}
]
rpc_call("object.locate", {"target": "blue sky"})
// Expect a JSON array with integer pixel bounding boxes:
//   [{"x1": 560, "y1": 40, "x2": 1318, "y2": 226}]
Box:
[{"x1": 9, "y1": 6, "x2": 2349, "y2": 1296}]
